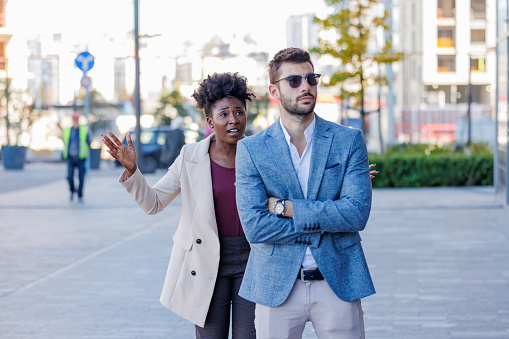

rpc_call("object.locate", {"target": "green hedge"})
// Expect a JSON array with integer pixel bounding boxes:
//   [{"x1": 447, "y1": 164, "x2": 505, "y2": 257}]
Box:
[{"x1": 368, "y1": 153, "x2": 493, "y2": 188}]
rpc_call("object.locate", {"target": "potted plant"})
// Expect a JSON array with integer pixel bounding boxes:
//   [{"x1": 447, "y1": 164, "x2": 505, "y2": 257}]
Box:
[{"x1": 0, "y1": 78, "x2": 38, "y2": 170}]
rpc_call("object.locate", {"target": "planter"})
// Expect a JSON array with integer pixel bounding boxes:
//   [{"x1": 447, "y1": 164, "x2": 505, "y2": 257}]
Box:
[{"x1": 1, "y1": 146, "x2": 28, "y2": 170}]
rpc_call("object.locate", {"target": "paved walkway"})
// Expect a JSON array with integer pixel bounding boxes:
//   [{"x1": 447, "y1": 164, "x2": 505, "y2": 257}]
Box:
[{"x1": 0, "y1": 162, "x2": 508, "y2": 338}]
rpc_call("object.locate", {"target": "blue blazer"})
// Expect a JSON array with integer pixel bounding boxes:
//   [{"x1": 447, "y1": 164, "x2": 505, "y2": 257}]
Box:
[{"x1": 235, "y1": 115, "x2": 375, "y2": 307}]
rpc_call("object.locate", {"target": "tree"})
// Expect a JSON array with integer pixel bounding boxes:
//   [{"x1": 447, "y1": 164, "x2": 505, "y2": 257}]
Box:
[
  {"x1": 312, "y1": 0, "x2": 401, "y2": 134},
  {"x1": 154, "y1": 85, "x2": 188, "y2": 126},
  {"x1": 75, "y1": 88, "x2": 111, "y2": 135},
  {"x1": 0, "y1": 78, "x2": 38, "y2": 146}
]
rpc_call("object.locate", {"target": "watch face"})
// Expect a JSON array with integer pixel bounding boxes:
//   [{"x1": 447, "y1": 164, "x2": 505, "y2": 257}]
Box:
[{"x1": 274, "y1": 202, "x2": 284, "y2": 215}]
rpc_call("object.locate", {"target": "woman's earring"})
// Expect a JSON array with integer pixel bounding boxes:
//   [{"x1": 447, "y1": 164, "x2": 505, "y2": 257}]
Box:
[{"x1": 210, "y1": 124, "x2": 214, "y2": 128}]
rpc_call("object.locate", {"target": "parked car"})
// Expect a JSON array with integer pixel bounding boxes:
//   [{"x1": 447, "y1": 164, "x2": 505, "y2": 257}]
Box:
[{"x1": 118, "y1": 126, "x2": 204, "y2": 173}]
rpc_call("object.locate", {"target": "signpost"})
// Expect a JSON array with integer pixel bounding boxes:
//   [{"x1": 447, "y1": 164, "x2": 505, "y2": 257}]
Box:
[
  {"x1": 75, "y1": 51, "x2": 95, "y2": 121},
  {"x1": 75, "y1": 51, "x2": 95, "y2": 74},
  {"x1": 75, "y1": 51, "x2": 95, "y2": 175}
]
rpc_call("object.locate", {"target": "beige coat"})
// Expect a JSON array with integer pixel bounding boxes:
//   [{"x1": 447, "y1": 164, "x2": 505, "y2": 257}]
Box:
[{"x1": 120, "y1": 134, "x2": 220, "y2": 327}]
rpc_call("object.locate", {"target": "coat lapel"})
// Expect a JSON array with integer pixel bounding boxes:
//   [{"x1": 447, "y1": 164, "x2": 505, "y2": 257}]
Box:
[
  {"x1": 265, "y1": 121, "x2": 305, "y2": 199},
  {"x1": 307, "y1": 116, "x2": 333, "y2": 200},
  {"x1": 186, "y1": 135, "x2": 219, "y2": 237}
]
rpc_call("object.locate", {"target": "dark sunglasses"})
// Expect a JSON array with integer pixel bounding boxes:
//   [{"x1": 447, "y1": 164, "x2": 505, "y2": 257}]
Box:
[{"x1": 272, "y1": 73, "x2": 321, "y2": 88}]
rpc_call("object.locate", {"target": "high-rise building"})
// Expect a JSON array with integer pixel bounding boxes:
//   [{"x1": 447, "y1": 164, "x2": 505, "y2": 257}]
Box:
[
  {"x1": 286, "y1": 13, "x2": 319, "y2": 51},
  {"x1": 27, "y1": 37, "x2": 60, "y2": 108},
  {"x1": 395, "y1": 0, "x2": 496, "y2": 145},
  {"x1": 0, "y1": 0, "x2": 10, "y2": 77}
]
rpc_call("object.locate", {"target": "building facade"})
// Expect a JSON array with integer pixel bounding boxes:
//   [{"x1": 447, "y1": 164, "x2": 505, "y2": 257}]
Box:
[
  {"x1": 0, "y1": 0, "x2": 9, "y2": 77},
  {"x1": 496, "y1": 0, "x2": 509, "y2": 207},
  {"x1": 396, "y1": 0, "x2": 496, "y2": 145}
]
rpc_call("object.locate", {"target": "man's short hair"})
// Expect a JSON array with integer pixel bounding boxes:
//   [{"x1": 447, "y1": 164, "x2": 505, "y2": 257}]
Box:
[{"x1": 268, "y1": 48, "x2": 314, "y2": 84}]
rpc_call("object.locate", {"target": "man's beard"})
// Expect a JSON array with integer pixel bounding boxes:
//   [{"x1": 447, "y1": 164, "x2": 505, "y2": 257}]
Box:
[{"x1": 280, "y1": 92, "x2": 316, "y2": 118}]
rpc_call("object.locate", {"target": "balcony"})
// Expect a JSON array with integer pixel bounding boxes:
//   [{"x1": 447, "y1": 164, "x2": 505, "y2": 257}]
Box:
[{"x1": 437, "y1": 37, "x2": 455, "y2": 48}]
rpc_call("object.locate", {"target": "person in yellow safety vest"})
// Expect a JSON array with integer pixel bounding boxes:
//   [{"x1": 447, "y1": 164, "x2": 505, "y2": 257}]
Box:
[{"x1": 62, "y1": 112, "x2": 91, "y2": 202}]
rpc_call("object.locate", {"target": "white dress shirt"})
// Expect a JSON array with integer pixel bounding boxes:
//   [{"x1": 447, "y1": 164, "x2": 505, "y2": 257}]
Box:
[{"x1": 279, "y1": 116, "x2": 317, "y2": 269}]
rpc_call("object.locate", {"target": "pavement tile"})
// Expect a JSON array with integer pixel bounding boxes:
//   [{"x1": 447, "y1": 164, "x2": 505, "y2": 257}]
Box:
[{"x1": 0, "y1": 162, "x2": 508, "y2": 338}]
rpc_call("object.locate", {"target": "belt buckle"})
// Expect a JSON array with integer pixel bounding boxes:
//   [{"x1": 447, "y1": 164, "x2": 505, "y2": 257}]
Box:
[{"x1": 300, "y1": 268, "x2": 312, "y2": 282}]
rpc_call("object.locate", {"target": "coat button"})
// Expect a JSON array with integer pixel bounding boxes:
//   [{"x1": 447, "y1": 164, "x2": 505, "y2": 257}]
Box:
[
  {"x1": 191, "y1": 270, "x2": 196, "y2": 276},
  {"x1": 196, "y1": 239, "x2": 202, "y2": 244}
]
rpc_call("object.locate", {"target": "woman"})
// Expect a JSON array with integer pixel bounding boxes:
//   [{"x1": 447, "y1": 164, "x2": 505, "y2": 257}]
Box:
[
  {"x1": 103, "y1": 72, "x2": 257, "y2": 339},
  {"x1": 102, "y1": 72, "x2": 379, "y2": 339}
]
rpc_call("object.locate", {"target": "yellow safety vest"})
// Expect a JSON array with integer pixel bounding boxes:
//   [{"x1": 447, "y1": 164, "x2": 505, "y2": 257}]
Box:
[{"x1": 62, "y1": 126, "x2": 90, "y2": 159}]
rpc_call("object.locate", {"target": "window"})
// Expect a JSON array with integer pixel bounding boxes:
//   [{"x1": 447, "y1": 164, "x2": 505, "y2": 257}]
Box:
[
  {"x1": 437, "y1": 0, "x2": 455, "y2": 19},
  {"x1": 157, "y1": 132, "x2": 167, "y2": 145},
  {"x1": 438, "y1": 55, "x2": 456, "y2": 72},
  {"x1": 437, "y1": 27, "x2": 455, "y2": 48},
  {"x1": 0, "y1": 1, "x2": 4, "y2": 27},
  {"x1": 471, "y1": 57, "x2": 486, "y2": 72},
  {"x1": 139, "y1": 131, "x2": 155, "y2": 144},
  {"x1": 471, "y1": 29, "x2": 486, "y2": 43},
  {"x1": 471, "y1": 0, "x2": 486, "y2": 20}
]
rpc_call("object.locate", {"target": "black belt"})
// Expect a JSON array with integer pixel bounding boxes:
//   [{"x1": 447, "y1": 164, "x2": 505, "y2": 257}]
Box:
[{"x1": 297, "y1": 267, "x2": 324, "y2": 281}]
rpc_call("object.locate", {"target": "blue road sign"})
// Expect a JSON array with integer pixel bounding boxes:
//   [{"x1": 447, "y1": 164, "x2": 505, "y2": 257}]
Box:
[
  {"x1": 81, "y1": 75, "x2": 91, "y2": 89},
  {"x1": 75, "y1": 51, "x2": 95, "y2": 73}
]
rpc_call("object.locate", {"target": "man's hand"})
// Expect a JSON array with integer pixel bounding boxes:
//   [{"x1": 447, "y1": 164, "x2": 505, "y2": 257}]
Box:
[
  {"x1": 102, "y1": 131, "x2": 137, "y2": 177},
  {"x1": 266, "y1": 164, "x2": 376, "y2": 219}
]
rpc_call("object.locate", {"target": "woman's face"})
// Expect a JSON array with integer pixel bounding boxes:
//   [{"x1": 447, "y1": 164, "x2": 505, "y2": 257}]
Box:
[{"x1": 207, "y1": 97, "x2": 247, "y2": 145}]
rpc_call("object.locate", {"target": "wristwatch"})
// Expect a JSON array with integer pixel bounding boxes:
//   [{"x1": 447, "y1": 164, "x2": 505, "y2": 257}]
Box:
[{"x1": 273, "y1": 199, "x2": 286, "y2": 218}]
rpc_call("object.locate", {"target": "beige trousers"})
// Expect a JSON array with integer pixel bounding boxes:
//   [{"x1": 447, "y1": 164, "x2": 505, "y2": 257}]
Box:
[{"x1": 254, "y1": 279, "x2": 365, "y2": 339}]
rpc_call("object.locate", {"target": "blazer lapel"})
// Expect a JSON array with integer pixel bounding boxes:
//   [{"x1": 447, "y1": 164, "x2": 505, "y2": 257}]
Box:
[
  {"x1": 187, "y1": 135, "x2": 219, "y2": 237},
  {"x1": 307, "y1": 116, "x2": 333, "y2": 200},
  {"x1": 265, "y1": 121, "x2": 304, "y2": 199}
]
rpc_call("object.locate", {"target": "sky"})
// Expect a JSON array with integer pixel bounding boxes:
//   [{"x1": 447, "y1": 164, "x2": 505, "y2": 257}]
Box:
[{"x1": 9, "y1": 0, "x2": 331, "y2": 55}]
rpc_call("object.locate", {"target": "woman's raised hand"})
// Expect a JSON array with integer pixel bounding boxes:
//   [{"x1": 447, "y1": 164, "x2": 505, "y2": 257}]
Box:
[{"x1": 102, "y1": 131, "x2": 137, "y2": 176}]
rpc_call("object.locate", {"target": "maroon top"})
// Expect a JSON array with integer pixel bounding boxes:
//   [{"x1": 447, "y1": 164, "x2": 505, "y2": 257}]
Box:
[{"x1": 210, "y1": 158, "x2": 245, "y2": 237}]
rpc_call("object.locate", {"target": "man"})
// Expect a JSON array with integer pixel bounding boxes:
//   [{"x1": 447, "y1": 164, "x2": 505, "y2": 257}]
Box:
[
  {"x1": 62, "y1": 112, "x2": 91, "y2": 202},
  {"x1": 235, "y1": 47, "x2": 375, "y2": 339}
]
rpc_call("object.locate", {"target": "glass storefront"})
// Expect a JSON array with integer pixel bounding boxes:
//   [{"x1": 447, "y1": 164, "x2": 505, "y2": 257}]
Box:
[{"x1": 496, "y1": 0, "x2": 509, "y2": 207}]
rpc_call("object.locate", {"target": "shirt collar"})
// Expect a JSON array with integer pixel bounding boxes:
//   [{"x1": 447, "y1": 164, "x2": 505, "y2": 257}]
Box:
[{"x1": 279, "y1": 115, "x2": 316, "y2": 146}]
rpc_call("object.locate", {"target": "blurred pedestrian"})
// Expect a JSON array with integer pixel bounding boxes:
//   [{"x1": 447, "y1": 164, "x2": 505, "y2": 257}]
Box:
[
  {"x1": 62, "y1": 112, "x2": 91, "y2": 202},
  {"x1": 235, "y1": 47, "x2": 375, "y2": 338},
  {"x1": 102, "y1": 72, "x2": 256, "y2": 339}
]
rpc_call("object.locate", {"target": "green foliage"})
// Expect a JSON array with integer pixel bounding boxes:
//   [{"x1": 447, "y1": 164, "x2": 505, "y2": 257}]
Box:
[
  {"x1": 312, "y1": 0, "x2": 401, "y2": 133},
  {"x1": 0, "y1": 78, "x2": 38, "y2": 146},
  {"x1": 369, "y1": 152, "x2": 493, "y2": 188},
  {"x1": 385, "y1": 142, "x2": 493, "y2": 156},
  {"x1": 154, "y1": 87, "x2": 188, "y2": 125},
  {"x1": 76, "y1": 88, "x2": 110, "y2": 134},
  {"x1": 248, "y1": 95, "x2": 269, "y2": 124}
]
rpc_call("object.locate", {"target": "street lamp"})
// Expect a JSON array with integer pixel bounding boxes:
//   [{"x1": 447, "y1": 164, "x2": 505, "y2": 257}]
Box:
[
  {"x1": 134, "y1": 0, "x2": 142, "y2": 167},
  {"x1": 133, "y1": 1, "x2": 161, "y2": 170}
]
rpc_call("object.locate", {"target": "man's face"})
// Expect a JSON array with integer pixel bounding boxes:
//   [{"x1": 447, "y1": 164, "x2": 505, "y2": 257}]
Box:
[
  {"x1": 272, "y1": 62, "x2": 317, "y2": 117},
  {"x1": 72, "y1": 114, "x2": 80, "y2": 125}
]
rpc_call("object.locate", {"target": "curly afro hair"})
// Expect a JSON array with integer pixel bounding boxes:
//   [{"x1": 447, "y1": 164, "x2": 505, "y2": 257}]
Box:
[{"x1": 192, "y1": 72, "x2": 255, "y2": 117}]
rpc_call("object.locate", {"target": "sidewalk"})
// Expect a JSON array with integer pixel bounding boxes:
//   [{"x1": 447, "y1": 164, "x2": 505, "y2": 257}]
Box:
[{"x1": 0, "y1": 162, "x2": 508, "y2": 338}]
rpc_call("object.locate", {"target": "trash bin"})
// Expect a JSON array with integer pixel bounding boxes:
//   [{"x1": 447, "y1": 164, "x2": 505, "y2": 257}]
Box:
[{"x1": 89, "y1": 148, "x2": 101, "y2": 169}]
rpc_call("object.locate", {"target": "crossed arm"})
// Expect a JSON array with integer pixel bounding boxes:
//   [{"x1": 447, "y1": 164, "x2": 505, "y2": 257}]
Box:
[
  {"x1": 235, "y1": 132, "x2": 372, "y2": 247},
  {"x1": 267, "y1": 164, "x2": 377, "y2": 218}
]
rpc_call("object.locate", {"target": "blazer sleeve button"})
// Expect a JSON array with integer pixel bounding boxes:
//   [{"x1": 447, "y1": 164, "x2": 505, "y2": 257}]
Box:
[
  {"x1": 191, "y1": 270, "x2": 196, "y2": 276},
  {"x1": 196, "y1": 239, "x2": 202, "y2": 244}
]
